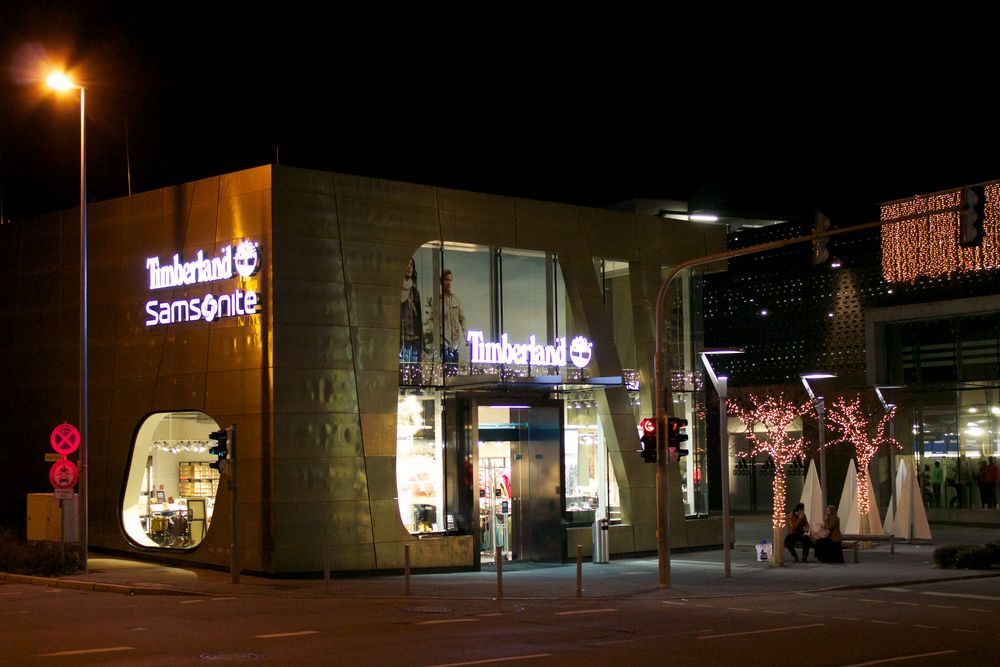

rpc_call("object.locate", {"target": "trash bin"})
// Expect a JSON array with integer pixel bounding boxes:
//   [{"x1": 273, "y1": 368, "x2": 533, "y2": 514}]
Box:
[
  {"x1": 755, "y1": 539, "x2": 773, "y2": 562},
  {"x1": 592, "y1": 517, "x2": 610, "y2": 563}
]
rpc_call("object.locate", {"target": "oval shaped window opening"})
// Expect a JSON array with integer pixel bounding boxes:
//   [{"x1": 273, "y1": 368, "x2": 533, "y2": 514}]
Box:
[{"x1": 121, "y1": 411, "x2": 221, "y2": 550}]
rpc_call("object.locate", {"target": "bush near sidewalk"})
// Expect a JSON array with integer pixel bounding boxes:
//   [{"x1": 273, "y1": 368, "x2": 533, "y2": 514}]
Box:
[
  {"x1": 0, "y1": 529, "x2": 82, "y2": 576},
  {"x1": 933, "y1": 543, "x2": 998, "y2": 570}
]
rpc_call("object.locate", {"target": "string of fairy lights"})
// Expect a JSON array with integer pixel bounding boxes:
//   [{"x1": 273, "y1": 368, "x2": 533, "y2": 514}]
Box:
[
  {"x1": 881, "y1": 185, "x2": 1000, "y2": 283},
  {"x1": 825, "y1": 396, "x2": 899, "y2": 521},
  {"x1": 729, "y1": 394, "x2": 812, "y2": 529}
]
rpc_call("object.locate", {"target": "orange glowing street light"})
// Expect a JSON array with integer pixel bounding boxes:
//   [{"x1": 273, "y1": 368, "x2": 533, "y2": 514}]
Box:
[{"x1": 45, "y1": 69, "x2": 89, "y2": 571}]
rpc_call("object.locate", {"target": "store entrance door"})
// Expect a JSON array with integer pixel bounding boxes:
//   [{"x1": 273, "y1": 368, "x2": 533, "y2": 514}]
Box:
[{"x1": 475, "y1": 399, "x2": 564, "y2": 564}]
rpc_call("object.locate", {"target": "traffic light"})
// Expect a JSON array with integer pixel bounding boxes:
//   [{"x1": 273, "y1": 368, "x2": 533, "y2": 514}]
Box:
[
  {"x1": 667, "y1": 417, "x2": 689, "y2": 459},
  {"x1": 959, "y1": 185, "x2": 986, "y2": 248},
  {"x1": 208, "y1": 428, "x2": 229, "y2": 471},
  {"x1": 812, "y1": 211, "x2": 830, "y2": 265},
  {"x1": 638, "y1": 417, "x2": 657, "y2": 463}
]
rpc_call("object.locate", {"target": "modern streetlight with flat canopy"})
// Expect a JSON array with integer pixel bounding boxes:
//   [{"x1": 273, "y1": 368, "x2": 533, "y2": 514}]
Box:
[
  {"x1": 801, "y1": 373, "x2": 835, "y2": 507},
  {"x1": 45, "y1": 70, "x2": 88, "y2": 571},
  {"x1": 699, "y1": 348, "x2": 743, "y2": 578}
]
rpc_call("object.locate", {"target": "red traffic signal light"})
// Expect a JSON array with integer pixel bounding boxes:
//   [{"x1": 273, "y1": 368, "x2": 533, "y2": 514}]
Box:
[
  {"x1": 667, "y1": 417, "x2": 689, "y2": 459},
  {"x1": 638, "y1": 418, "x2": 657, "y2": 463}
]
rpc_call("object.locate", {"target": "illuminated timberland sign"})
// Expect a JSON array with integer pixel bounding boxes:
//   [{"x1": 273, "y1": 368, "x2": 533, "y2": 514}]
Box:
[
  {"x1": 466, "y1": 331, "x2": 594, "y2": 369},
  {"x1": 144, "y1": 240, "x2": 261, "y2": 326}
]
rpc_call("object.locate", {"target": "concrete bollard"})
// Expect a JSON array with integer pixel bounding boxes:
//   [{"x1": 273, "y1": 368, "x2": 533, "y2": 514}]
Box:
[
  {"x1": 496, "y1": 546, "x2": 503, "y2": 600},
  {"x1": 324, "y1": 545, "x2": 331, "y2": 595},
  {"x1": 576, "y1": 544, "x2": 583, "y2": 598},
  {"x1": 404, "y1": 543, "x2": 411, "y2": 596}
]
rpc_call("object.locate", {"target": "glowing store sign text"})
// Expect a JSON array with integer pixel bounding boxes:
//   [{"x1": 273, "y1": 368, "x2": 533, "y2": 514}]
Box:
[
  {"x1": 144, "y1": 240, "x2": 261, "y2": 327},
  {"x1": 466, "y1": 331, "x2": 593, "y2": 369}
]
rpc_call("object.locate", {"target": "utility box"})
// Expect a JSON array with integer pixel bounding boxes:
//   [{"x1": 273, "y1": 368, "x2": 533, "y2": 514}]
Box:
[{"x1": 27, "y1": 493, "x2": 79, "y2": 542}]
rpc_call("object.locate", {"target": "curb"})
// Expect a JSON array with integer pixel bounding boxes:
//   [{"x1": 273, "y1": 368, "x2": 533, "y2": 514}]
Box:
[{"x1": 1, "y1": 572, "x2": 207, "y2": 597}]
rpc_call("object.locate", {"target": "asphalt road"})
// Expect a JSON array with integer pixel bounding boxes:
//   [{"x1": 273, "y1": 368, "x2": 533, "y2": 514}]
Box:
[{"x1": 3, "y1": 577, "x2": 999, "y2": 665}]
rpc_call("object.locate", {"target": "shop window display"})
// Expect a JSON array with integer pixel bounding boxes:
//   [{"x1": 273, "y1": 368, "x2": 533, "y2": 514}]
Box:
[
  {"x1": 121, "y1": 411, "x2": 220, "y2": 549},
  {"x1": 396, "y1": 390, "x2": 444, "y2": 533}
]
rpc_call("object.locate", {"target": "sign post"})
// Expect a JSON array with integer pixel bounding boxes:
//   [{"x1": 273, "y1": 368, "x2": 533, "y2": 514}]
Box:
[{"x1": 49, "y1": 423, "x2": 81, "y2": 564}]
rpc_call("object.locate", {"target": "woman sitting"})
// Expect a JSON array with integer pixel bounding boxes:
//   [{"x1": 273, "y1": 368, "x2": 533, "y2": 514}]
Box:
[{"x1": 814, "y1": 505, "x2": 844, "y2": 563}]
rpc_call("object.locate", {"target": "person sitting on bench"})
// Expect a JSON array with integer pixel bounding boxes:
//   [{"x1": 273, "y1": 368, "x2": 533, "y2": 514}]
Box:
[
  {"x1": 784, "y1": 502, "x2": 812, "y2": 563},
  {"x1": 814, "y1": 504, "x2": 844, "y2": 563}
]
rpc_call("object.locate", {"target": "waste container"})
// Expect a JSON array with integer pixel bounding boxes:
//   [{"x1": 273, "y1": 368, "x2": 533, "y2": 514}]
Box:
[{"x1": 592, "y1": 517, "x2": 610, "y2": 563}]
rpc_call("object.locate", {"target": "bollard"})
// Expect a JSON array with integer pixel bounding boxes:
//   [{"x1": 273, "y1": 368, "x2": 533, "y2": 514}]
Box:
[
  {"x1": 324, "y1": 544, "x2": 330, "y2": 595},
  {"x1": 496, "y1": 546, "x2": 503, "y2": 600},
  {"x1": 404, "y1": 543, "x2": 411, "y2": 596},
  {"x1": 576, "y1": 545, "x2": 583, "y2": 598}
]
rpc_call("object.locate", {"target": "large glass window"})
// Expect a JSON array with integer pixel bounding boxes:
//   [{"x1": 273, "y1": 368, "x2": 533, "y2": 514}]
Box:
[
  {"x1": 121, "y1": 411, "x2": 220, "y2": 549},
  {"x1": 396, "y1": 389, "x2": 445, "y2": 533}
]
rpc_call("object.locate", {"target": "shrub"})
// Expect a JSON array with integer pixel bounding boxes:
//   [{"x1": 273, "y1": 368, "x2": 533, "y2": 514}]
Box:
[
  {"x1": 0, "y1": 529, "x2": 82, "y2": 576},
  {"x1": 933, "y1": 545, "x2": 959, "y2": 568},
  {"x1": 985, "y1": 542, "x2": 1000, "y2": 565}
]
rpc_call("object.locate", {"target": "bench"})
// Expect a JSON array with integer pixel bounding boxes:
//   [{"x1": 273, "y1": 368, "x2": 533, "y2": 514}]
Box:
[{"x1": 842, "y1": 534, "x2": 895, "y2": 563}]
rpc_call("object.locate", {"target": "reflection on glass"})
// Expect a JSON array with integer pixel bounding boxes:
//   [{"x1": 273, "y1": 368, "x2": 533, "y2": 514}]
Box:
[{"x1": 121, "y1": 411, "x2": 220, "y2": 549}]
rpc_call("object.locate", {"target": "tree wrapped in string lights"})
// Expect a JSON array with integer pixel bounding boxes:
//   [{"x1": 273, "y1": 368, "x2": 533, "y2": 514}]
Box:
[
  {"x1": 825, "y1": 395, "x2": 899, "y2": 534},
  {"x1": 730, "y1": 393, "x2": 813, "y2": 565}
]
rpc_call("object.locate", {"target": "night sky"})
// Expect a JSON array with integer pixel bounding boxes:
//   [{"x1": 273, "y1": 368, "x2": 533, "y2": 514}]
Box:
[{"x1": 2, "y1": 9, "x2": 997, "y2": 227}]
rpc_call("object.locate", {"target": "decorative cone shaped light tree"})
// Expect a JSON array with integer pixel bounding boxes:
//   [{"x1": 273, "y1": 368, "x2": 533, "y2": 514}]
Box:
[
  {"x1": 825, "y1": 395, "x2": 900, "y2": 536},
  {"x1": 731, "y1": 393, "x2": 813, "y2": 566}
]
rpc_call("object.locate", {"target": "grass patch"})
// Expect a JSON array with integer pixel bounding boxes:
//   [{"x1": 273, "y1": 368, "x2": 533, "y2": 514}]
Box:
[{"x1": 0, "y1": 529, "x2": 83, "y2": 576}]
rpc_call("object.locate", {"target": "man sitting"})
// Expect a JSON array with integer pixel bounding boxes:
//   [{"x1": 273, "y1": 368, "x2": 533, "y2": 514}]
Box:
[{"x1": 784, "y1": 502, "x2": 813, "y2": 563}]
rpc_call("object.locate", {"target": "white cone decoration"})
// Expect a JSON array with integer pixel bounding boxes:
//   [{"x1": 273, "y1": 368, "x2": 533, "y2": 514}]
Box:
[
  {"x1": 838, "y1": 459, "x2": 858, "y2": 532},
  {"x1": 884, "y1": 459, "x2": 932, "y2": 540},
  {"x1": 799, "y1": 459, "x2": 824, "y2": 527},
  {"x1": 865, "y1": 472, "x2": 883, "y2": 534}
]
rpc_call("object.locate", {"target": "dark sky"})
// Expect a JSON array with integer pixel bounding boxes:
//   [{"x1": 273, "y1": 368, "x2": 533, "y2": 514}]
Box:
[{"x1": 2, "y1": 9, "x2": 996, "y2": 226}]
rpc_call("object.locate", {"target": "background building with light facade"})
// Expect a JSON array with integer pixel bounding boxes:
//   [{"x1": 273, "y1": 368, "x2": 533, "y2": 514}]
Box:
[
  {"x1": 702, "y1": 182, "x2": 1000, "y2": 523},
  {"x1": 0, "y1": 165, "x2": 727, "y2": 573}
]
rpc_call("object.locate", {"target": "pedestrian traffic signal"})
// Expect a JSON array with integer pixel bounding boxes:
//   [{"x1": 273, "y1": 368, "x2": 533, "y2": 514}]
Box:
[
  {"x1": 208, "y1": 428, "x2": 229, "y2": 471},
  {"x1": 667, "y1": 417, "x2": 689, "y2": 459},
  {"x1": 959, "y1": 185, "x2": 986, "y2": 248},
  {"x1": 638, "y1": 417, "x2": 657, "y2": 463}
]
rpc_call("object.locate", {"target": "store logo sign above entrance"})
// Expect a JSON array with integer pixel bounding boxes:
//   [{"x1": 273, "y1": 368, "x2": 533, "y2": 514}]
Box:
[
  {"x1": 144, "y1": 240, "x2": 262, "y2": 327},
  {"x1": 466, "y1": 331, "x2": 594, "y2": 369}
]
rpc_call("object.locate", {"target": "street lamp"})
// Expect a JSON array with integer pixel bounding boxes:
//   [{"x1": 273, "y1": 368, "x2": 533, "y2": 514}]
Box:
[
  {"x1": 875, "y1": 385, "x2": 905, "y2": 536},
  {"x1": 801, "y1": 373, "x2": 835, "y2": 507},
  {"x1": 699, "y1": 348, "x2": 743, "y2": 578},
  {"x1": 46, "y1": 70, "x2": 88, "y2": 571}
]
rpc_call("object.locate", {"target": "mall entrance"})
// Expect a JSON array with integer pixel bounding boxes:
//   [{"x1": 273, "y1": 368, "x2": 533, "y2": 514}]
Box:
[{"x1": 458, "y1": 396, "x2": 564, "y2": 564}]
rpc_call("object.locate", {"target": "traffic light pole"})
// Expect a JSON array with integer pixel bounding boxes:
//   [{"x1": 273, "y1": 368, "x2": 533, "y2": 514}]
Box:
[
  {"x1": 228, "y1": 423, "x2": 239, "y2": 584},
  {"x1": 653, "y1": 214, "x2": 892, "y2": 589}
]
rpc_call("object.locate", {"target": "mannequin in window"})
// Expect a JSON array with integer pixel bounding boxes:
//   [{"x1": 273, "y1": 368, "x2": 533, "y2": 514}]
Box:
[{"x1": 400, "y1": 258, "x2": 423, "y2": 363}]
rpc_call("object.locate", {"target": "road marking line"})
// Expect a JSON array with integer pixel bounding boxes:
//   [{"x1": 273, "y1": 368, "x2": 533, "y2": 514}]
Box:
[
  {"x1": 476, "y1": 613, "x2": 503, "y2": 617},
  {"x1": 213, "y1": 597, "x2": 237, "y2": 601},
  {"x1": 554, "y1": 608, "x2": 617, "y2": 616},
  {"x1": 857, "y1": 599, "x2": 884, "y2": 603},
  {"x1": 696, "y1": 604, "x2": 715, "y2": 608},
  {"x1": 953, "y1": 629, "x2": 979, "y2": 634},
  {"x1": 912, "y1": 624, "x2": 938, "y2": 629},
  {"x1": 834, "y1": 617, "x2": 860, "y2": 621},
  {"x1": 878, "y1": 587, "x2": 911, "y2": 593},
  {"x1": 762, "y1": 610, "x2": 788, "y2": 615},
  {"x1": 922, "y1": 591, "x2": 1000, "y2": 602},
  {"x1": 926, "y1": 604, "x2": 956, "y2": 609},
  {"x1": 417, "y1": 619, "x2": 480, "y2": 625},
  {"x1": 839, "y1": 649, "x2": 957, "y2": 667},
  {"x1": 698, "y1": 623, "x2": 824, "y2": 640},
  {"x1": 968, "y1": 608, "x2": 991, "y2": 613},
  {"x1": 871, "y1": 620, "x2": 898, "y2": 625},
  {"x1": 798, "y1": 613, "x2": 823, "y2": 618},
  {"x1": 892, "y1": 602, "x2": 919, "y2": 606},
  {"x1": 727, "y1": 607, "x2": 751, "y2": 612},
  {"x1": 38, "y1": 646, "x2": 136, "y2": 657},
  {"x1": 255, "y1": 630, "x2": 320, "y2": 638},
  {"x1": 424, "y1": 653, "x2": 552, "y2": 667},
  {"x1": 179, "y1": 599, "x2": 204, "y2": 604},
  {"x1": 662, "y1": 601, "x2": 686, "y2": 605}
]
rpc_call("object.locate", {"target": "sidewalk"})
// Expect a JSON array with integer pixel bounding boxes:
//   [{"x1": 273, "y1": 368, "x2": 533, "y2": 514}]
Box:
[{"x1": 3, "y1": 517, "x2": 998, "y2": 601}]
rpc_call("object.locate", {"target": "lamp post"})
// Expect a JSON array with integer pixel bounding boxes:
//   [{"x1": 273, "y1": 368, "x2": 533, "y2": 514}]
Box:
[
  {"x1": 699, "y1": 348, "x2": 743, "y2": 578},
  {"x1": 46, "y1": 72, "x2": 87, "y2": 570},
  {"x1": 801, "y1": 373, "x2": 835, "y2": 507},
  {"x1": 875, "y1": 385, "x2": 905, "y2": 537}
]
